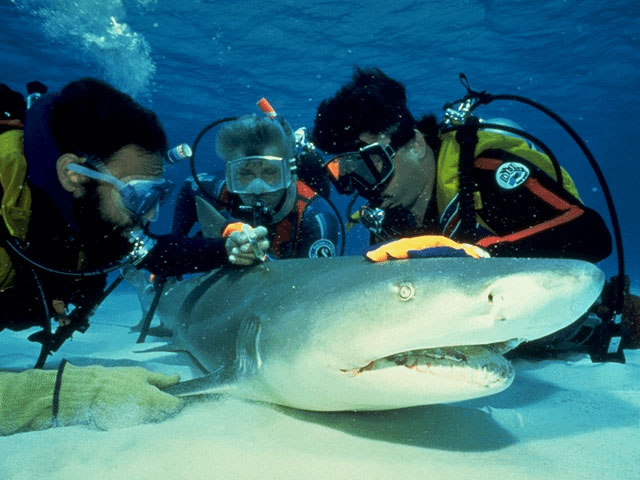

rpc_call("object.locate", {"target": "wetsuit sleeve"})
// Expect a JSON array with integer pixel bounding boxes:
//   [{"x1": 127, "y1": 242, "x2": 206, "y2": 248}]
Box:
[
  {"x1": 296, "y1": 196, "x2": 342, "y2": 258},
  {"x1": 472, "y1": 155, "x2": 612, "y2": 262},
  {"x1": 171, "y1": 177, "x2": 200, "y2": 236},
  {"x1": 142, "y1": 234, "x2": 229, "y2": 277}
]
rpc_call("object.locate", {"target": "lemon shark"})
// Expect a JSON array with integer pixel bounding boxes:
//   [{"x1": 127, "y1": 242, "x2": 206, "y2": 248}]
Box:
[{"x1": 157, "y1": 255, "x2": 604, "y2": 411}]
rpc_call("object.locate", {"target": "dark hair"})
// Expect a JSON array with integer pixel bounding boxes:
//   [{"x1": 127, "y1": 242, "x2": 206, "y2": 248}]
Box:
[
  {"x1": 0, "y1": 83, "x2": 26, "y2": 123},
  {"x1": 416, "y1": 114, "x2": 442, "y2": 154},
  {"x1": 311, "y1": 67, "x2": 416, "y2": 154},
  {"x1": 49, "y1": 78, "x2": 167, "y2": 161}
]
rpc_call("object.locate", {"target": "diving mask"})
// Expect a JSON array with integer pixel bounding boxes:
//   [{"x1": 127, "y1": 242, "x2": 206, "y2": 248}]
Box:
[
  {"x1": 225, "y1": 155, "x2": 294, "y2": 195},
  {"x1": 324, "y1": 142, "x2": 395, "y2": 199},
  {"x1": 66, "y1": 163, "x2": 173, "y2": 221}
]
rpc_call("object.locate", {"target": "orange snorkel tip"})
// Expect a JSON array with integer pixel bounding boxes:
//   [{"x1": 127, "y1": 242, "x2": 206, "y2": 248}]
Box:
[{"x1": 257, "y1": 97, "x2": 277, "y2": 119}]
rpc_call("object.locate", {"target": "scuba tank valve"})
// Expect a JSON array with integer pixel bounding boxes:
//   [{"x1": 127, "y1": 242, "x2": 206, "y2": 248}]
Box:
[{"x1": 442, "y1": 97, "x2": 477, "y2": 127}]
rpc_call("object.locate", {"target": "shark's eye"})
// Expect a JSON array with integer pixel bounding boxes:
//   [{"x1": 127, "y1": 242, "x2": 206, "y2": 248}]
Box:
[{"x1": 397, "y1": 282, "x2": 415, "y2": 301}]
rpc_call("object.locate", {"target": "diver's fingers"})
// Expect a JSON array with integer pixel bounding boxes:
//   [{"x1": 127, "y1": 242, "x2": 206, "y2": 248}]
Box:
[
  {"x1": 228, "y1": 230, "x2": 248, "y2": 246},
  {"x1": 229, "y1": 226, "x2": 268, "y2": 246},
  {"x1": 229, "y1": 252, "x2": 257, "y2": 266},
  {"x1": 252, "y1": 226, "x2": 268, "y2": 240},
  {"x1": 238, "y1": 240, "x2": 270, "y2": 253},
  {"x1": 225, "y1": 236, "x2": 250, "y2": 254},
  {"x1": 225, "y1": 231, "x2": 269, "y2": 264}
]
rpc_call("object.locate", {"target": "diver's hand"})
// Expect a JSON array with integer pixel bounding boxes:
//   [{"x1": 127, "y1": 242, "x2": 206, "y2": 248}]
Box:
[
  {"x1": 0, "y1": 364, "x2": 184, "y2": 435},
  {"x1": 224, "y1": 224, "x2": 269, "y2": 265},
  {"x1": 58, "y1": 364, "x2": 183, "y2": 430}
]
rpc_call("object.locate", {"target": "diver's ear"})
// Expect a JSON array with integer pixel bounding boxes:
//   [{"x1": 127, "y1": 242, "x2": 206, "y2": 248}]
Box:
[
  {"x1": 56, "y1": 154, "x2": 86, "y2": 194},
  {"x1": 408, "y1": 129, "x2": 427, "y2": 159}
]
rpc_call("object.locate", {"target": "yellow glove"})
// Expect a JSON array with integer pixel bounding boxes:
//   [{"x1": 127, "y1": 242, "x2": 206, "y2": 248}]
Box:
[
  {"x1": 365, "y1": 235, "x2": 490, "y2": 262},
  {"x1": 0, "y1": 363, "x2": 183, "y2": 436}
]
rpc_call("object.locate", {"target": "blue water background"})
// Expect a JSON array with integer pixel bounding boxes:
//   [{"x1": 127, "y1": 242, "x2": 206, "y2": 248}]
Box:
[{"x1": 2, "y1": 0, "x2": 638, "y2": 283}]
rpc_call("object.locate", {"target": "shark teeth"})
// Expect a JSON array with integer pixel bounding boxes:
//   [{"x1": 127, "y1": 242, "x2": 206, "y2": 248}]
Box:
[{"x1": 342, "y1": 339, "x2": 522, "y2": 383}]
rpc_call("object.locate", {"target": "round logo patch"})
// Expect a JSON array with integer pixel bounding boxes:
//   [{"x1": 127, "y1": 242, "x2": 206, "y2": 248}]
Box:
[
  {"x1": 495, "y1": 162, "x2": 530, "y2": 190},
  {"x1": 309, "y1": 239, "x2": 336, "y2": 258}
]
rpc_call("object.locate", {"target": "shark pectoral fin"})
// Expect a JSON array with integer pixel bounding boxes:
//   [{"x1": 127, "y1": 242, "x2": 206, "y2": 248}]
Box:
[
  {"x1": 195, "y1": 196, "x2": 228, "y2": 239},
  {"x1": 134, "y1": 344, "x2": 210, "y2": 375},
  {"x1": 161, "y1": 366, "x2": 235, "y2": 397},
  {"x1": 235, "y1": 315, "x2": 262, "y2": 376},
  {"x1": 134, "y1": 344, "x2": 182, "y2": 355}
]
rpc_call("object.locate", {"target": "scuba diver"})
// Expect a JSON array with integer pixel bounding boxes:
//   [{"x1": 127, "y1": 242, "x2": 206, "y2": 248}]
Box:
[
  {"x1": 310, "y1": 66, "x2": 639, "y2": 358},
  {"x1": 0, "y1": 79, "x2": 267, "y2": 435},
  {"x1": 172, "y1": 112, "x2": 342, "y2": 260},
  {"x1": 128, "y1": 108, "x2": 342, "y2": 339}
]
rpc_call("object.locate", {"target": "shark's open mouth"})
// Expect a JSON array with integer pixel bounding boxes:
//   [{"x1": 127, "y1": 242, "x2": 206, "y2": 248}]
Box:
[{"x1": 341, "y1": 339, "x2": 522, "y2": 386}]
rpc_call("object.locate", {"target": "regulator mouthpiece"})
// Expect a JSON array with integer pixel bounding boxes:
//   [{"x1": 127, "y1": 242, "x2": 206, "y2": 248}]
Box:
[
  {"x1": 166, "y1": 143, "x2": 192, "y2": 164},
  {"x1": 359, "y1": 205, "x2": 387, "y2": 236}
]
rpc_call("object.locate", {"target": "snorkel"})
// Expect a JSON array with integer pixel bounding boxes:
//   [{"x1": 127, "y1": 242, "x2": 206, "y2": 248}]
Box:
[{"x1": 254, "y1": 97, "x2": 298, "y2": 224}]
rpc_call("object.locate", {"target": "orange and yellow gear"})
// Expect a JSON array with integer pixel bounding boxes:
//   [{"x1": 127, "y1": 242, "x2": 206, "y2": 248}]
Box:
[
  {"x1": 365, "y1": 235, "x2": 489, "y2": 262},
  {"x1": 0, "y1": 129, "x2": 32, "y2": 291}
]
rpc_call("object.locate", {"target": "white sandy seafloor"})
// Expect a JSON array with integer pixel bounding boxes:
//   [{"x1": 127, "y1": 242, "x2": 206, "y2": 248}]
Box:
[{"x1": 1, "y1": 285, "x2": 639, "y2": 480}]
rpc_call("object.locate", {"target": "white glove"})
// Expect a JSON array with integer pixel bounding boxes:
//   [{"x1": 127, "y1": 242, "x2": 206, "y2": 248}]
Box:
[{"x1": 225, "y1": 225, "x2": 270, "y2": 265}]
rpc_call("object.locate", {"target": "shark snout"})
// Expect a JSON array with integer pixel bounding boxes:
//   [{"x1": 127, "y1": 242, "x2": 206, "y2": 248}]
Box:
[{"x1": 480, "y1": 262, "x2": 605, "y2": 340}]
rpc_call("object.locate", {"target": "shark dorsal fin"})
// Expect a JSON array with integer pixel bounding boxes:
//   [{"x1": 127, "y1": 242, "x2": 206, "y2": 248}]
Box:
[{"x1": 195, "y1": 196, "x2": 228, "y2": 238}]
